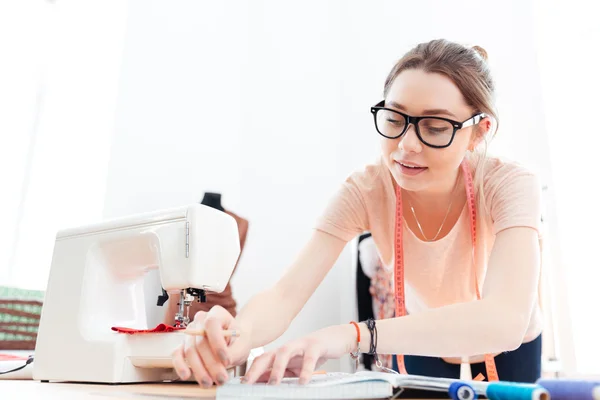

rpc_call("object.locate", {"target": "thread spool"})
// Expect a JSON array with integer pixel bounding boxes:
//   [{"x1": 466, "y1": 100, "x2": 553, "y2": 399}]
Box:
[
  {"x1": 448, "y1": 381, "x2": 476, "y2": 400},
  {"x1": 485, "y1": 382, "x2": 549, "y2": 400},
  {"x1": 537, "y1": 379, "x2": 600, "y2": 400}
]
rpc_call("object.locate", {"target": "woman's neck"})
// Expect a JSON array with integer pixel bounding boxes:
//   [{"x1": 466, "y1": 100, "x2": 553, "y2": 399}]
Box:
[
  {"x1": 405, "y1": 169, "x2": 462, "y2": 211},
  {"x1": 402, "y1": 170, "x2": 466, "y2": 241}
]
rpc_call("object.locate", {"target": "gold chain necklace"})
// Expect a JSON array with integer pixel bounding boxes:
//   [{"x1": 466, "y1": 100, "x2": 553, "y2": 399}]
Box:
[{"x1": 407, "y1": 176, "x2": 461, "y2": 242}]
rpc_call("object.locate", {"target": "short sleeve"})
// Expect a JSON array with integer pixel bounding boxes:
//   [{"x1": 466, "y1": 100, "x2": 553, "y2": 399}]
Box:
[
  {"x1": 486, "y1": 165, "x2": 543, "y2": 235},
  {"x1": 314, "y1": 176, "x2": 369, "y2": 242}
]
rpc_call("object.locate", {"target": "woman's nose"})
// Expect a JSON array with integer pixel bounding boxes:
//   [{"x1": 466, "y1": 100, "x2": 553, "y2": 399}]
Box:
[{"x1": 399, "y1": 124, "x2": 422, "y2": 153}]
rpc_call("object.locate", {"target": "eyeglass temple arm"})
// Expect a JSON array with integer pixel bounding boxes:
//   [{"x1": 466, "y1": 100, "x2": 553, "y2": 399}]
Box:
[{"x1": 462, "y1": 113, "x2": 486, "y2": 128}]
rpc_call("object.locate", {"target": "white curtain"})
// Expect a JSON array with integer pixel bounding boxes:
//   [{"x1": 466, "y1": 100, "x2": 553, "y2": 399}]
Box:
[
  {"x1": 0, "y1": 0, "x2": 128, "y2": 289},
  {"x1": 0, "y1": 1, "x2": 50, "y2": 287},
  {"x1": 533, "y1": 0, "x2": 600, "y2": 377}
]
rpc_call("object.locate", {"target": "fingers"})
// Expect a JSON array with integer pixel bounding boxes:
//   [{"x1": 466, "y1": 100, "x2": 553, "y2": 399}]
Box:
[
  {"x1": 200, "y1": 306, "x2": 234, "y2": 384},
  {"x1": 242, "y1": 340, "x2": 324, "y2": 386},
  {"x1": 196, "y1": 335, "x2": 230, "y2": 386},
  {"x1": 190, "y1": 307, "x2": 233, "y2": 386},
  {"x1": 182, "y1": 335, "x2": 213, "y2": 388},
  {"x1": 203, "y1": 312, "x2": 231, "y2": 366},
  {"x1": 268, "y1": 345, "x2": 302, "y2": 385},
  {"x1": 225, "y1": 332, "x2": 249, "y2": 366},
  {"x1": 172, "y1": 344, "x2": 191, "y2": 381},
  {"x1": 242, "y1": 351, "x2": 276, "y2": 384},
  {"x1": 298, "y1": 347, "x2": 321, "y2": 385},
  {"x1": 192, "y1": 310, "x2": 208, "y2": 325},
  {"x1": 172, "y1": 307, "x2": 240, "y2": 387}
]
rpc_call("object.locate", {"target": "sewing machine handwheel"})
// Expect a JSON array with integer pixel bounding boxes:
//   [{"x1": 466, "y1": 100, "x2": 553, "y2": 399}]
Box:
[{"x1": 449, "y1": 382, "x2": 477, "y2": 400}]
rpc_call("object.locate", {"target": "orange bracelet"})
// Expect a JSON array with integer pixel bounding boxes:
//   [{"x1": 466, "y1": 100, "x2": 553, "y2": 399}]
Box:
[
  {"x1": 349, "y1": 321, "x2": 361, "y2": 368},
  {"x1": 349, "y1": 321, "x2": 361, "y2": 342}
]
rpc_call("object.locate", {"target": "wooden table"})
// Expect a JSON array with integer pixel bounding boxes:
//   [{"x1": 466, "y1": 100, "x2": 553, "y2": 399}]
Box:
[
  {"x1": 0, "y1": 380, "x2": 441, "y2": 399},
  {"x1": 0, "y1": 380, "x2": 216, "y2": 399}
]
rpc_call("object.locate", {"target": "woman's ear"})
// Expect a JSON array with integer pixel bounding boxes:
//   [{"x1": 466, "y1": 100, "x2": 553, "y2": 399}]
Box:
[{"x1": 468, "y1": 116, "x2": 492, "y2": 151}]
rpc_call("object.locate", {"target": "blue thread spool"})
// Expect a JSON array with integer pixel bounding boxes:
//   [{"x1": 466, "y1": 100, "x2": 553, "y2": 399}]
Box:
[
  {"x1": 485, "y1": 382, "x2": 549, "y2": 400},
  {"x1": 449, "y1": 381, "x2": 477, "y2": 400},
  {"x1": 537, "y1": 378, "x2": 600, "y2": 400}
]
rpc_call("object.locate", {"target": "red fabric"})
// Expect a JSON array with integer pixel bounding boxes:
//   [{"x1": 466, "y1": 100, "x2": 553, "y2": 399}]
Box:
[
  {"x1": 0, "y1": 354, "x2": 29, "y2": 361},
  {"x1": 111, "y1": 323, "x2": 185, "y2": 334}
]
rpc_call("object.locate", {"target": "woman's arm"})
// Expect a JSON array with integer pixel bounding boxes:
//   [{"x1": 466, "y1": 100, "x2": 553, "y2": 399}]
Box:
[
  {"x1": 173, "y1": 229, "x2": 347, "y2": 385},
  {"x1": 236, "y1": 229, "x2": 347, "y2": 349},
  {"x1": 354, "y1": 226, "x2": 540, "y2": 357}
]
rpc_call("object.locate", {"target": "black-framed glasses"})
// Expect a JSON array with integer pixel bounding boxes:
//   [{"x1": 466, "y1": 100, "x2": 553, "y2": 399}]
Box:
[{"x1": 370, "y1": 100, "x2": 486, "y2": 149}]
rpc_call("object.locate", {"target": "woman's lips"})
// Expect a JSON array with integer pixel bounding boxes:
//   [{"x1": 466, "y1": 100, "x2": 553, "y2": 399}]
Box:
[{"x1": 395, "y1": 161, "x2": 428, "y2": 176}]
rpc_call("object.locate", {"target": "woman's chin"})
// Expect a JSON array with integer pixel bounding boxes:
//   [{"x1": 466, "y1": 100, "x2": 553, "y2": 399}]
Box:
[{"x1": 390, "y1": 169, "x2": 427, "y2": 192}]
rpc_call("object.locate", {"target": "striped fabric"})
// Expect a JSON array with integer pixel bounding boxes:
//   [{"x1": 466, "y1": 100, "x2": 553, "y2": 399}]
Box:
[{"x1": 0, "y1": 286, "x2": 44, "y2": 350}]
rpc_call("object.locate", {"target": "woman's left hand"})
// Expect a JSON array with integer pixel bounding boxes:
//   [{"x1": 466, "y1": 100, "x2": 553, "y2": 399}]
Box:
[{"x1": 242, "y1": 324, "x2": 357, "y2": 385}]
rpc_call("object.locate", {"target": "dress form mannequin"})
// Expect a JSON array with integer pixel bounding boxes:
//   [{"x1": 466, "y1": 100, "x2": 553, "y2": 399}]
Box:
[
  {"x1": 200, "y1": 192, "x2": 225, "y2": 212},
  {"x1": 164, "y1": 192, "x2": 248, "y2": 322}
]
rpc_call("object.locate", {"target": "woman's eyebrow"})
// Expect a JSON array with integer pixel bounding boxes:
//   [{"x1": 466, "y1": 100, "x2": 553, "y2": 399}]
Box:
[{"x1": 387, "y1": 101, "x2": 458, "y2": 119}]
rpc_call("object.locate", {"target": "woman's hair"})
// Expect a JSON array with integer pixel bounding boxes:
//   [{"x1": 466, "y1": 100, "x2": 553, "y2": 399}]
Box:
[{"x1": 383, "y1": 39, "x2": 497, "y2": 213}]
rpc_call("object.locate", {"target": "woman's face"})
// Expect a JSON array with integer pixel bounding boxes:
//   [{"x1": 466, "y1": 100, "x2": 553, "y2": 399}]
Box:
[{"x1": 380, "y1": 69, "x2": 487, "y2": 193}]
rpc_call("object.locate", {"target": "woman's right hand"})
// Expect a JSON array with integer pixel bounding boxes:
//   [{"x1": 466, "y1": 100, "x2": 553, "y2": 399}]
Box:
[{"x1": 172, "y1": 305, "x2": 252, "y2": 388}]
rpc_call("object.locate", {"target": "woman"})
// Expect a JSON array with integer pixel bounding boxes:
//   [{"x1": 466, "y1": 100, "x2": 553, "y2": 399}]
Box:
[{"x1": 172, "y1": 39, "x2": 543, "y2": 391}]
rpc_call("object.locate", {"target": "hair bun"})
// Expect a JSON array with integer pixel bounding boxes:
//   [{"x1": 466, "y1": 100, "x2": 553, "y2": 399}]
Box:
[{"x1": 472, "y1": 45, "x2": 488, "y2": 61}]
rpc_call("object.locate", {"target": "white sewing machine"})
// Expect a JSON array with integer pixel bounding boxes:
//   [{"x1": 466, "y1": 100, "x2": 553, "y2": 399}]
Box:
[{"x1": 32, "y1": 204, "x2": 241, "y2": 383}]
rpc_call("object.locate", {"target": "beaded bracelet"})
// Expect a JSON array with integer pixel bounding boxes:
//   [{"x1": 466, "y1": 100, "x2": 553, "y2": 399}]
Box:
[{"x1": 366, "y1": 318, "x2": 377, "y2": 356}]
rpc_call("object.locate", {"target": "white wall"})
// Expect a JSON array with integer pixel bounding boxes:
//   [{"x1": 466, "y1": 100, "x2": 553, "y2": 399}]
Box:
[
  {"x1": 0, "y1": 0, "x2": 128, "y2": 289},
  {"x1": 532, "y1": 0, "x2": 600, "y2": 376},
  {"x1": 103, "y1": 0, "x2": 560, "y2": 372},
  {"x1": 104, "y1": 0, "x2": 349, "y2": 371},
  {"x1": 0, "y1": 0, "x2": 45, "y2": 285}
]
